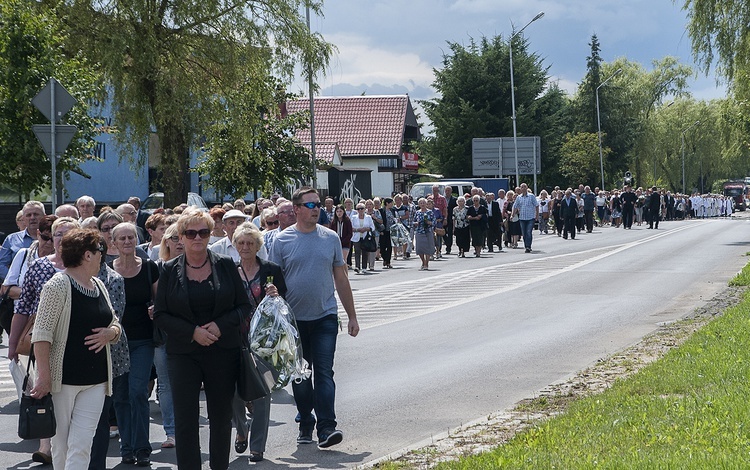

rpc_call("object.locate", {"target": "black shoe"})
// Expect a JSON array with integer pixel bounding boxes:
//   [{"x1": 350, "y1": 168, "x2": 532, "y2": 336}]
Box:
[
  {"x1": 318, "y1": 429, "x2": 343, "y2": 448},
  {"x1": 235, "y1": 437, "x2": 248, "y2": 454},
  {"x1": 121, "y1": 455, "x2": 136, "y2": 465},
  {"x1": 525, "y1": 248, "x2": 532, "y2": 253},
  {"x1": 249, "y1": 451, "x2": 264, "y2": 462},
  {"x1": 135, "y1": 450, "x2": 151, "y2": 467},
  {"x1": 297, "y1": 428, "x2": 314, "y2": 444}
]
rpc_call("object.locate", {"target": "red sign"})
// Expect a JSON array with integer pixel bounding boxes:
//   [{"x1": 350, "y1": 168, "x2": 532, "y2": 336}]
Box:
[{"x1": 402, "y1": 152, "x2": 419, "y2": 170}]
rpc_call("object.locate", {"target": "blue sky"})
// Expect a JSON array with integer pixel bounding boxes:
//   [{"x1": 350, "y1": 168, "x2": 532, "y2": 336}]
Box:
[{"x1": 292, "y1": 0, "x2": 725, "y2": 120}]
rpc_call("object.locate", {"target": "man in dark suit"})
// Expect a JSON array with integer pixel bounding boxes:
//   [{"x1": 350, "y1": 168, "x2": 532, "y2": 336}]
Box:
[
  {"x1": 560, "y1": 189, "x2": 578, "y2": 240},
  {"x1": 444, "y1": 186, "x2": 457, "y2": 255},
  {"x1": 486, "y1": 192, "x2": 503, "y2": 252},
  {"x1": 647, "y1": 186, "x2": 661, "y2": 229}
]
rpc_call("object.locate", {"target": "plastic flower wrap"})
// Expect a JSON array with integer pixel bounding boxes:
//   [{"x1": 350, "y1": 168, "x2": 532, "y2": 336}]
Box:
[
  {"x1": 249, "y1": 294, "x2": 310, "y2": 389},
  {"x1": 390, "y1": 222, "x2": 409, "y2": 246}
]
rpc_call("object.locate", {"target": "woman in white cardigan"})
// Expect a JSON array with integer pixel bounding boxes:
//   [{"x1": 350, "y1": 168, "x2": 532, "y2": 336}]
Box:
[
  {"x1": 30, "y1": 229, "x2": 122, "y2": 470},
  {"x1": 350, "y1": 203, "x2": 376, "y2": 273}
]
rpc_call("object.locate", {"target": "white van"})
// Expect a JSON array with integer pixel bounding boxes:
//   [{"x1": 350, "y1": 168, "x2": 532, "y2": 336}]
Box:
[{"x1": 409, "y1": 181, "x2": 474, "y2": 201}]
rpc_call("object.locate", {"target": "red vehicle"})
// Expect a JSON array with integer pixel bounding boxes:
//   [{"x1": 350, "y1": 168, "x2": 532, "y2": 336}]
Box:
[{"x1": 723, "y1": 181, "x2": 747, "y2": 211}]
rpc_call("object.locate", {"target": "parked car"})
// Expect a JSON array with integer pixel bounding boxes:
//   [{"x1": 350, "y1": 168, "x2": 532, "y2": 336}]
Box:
[
  {"x1": 409, "y1": 181, "x2": 475, "y2": 201},
  {"x1": 136, "y1": 192, "x2": 208, "y2": 228}
]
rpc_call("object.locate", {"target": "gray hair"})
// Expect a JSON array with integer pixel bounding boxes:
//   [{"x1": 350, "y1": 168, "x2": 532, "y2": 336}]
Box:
[
  {"x1": 111, "y1": 222, "x2": 138, "y2": 239},
  {"x1": 232, "y1": 222, "x2": 264, "y2": 248}
]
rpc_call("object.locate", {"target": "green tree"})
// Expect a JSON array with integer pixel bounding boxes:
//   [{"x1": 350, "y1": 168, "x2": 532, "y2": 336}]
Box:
[
  {"x1": 571, "y1": 34, "x2": 603, "y2": 134},
  {"x1": 57, "y1": 0, "x2": 333, "y2": 207},
  {"x1": 421, "y1": 34, "x2": 565, "y2": 184},
  {"x1": 0, "y1": 0, "x2": 100, "y2": 201},
  {"x1": 558, "y1": 132, "x2": 608, "y2": 187},
  {"x1": 196, "y1": 82, "x2": 312, "y2": 199}
]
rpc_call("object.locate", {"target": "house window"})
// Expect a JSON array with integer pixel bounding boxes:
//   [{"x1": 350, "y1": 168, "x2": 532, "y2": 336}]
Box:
[{"x1": 378, "y1": 158, "x2": 399, "y2": 169}]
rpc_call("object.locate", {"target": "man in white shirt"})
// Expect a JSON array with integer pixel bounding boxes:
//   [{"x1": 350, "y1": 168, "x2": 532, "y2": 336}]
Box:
[{"x1": 209, "y1": 209, "x2": 248, "y2": 262}]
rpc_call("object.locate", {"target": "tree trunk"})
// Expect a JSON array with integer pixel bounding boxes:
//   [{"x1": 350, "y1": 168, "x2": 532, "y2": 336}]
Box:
[{"x1": 158, "y1": 118, "x2": 191, "y2": 209}]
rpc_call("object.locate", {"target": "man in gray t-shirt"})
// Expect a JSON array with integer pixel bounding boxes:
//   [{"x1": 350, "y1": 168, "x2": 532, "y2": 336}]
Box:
[{"x1": 268, "y1": 187, "x2": 359, "y2": 449}]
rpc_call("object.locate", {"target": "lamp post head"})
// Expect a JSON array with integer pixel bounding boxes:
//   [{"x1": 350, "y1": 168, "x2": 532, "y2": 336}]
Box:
[{"x1": 532, "y1": 11, "x2": 545, "y2": 22}]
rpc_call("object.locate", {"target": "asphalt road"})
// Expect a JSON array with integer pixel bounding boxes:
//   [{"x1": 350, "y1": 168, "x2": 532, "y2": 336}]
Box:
[{"x1": 0, "y1": 215, "x2": 747, "y2": 469}]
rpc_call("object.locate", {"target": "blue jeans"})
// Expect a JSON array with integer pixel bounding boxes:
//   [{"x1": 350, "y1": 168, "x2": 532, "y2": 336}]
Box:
[
  {"x1": 111, "y1": 373, "x2": 132, "y2": 458},
  {"x1": 292, "y1": 314, "x2": 338, "y2": 434},
  {"x1": 128, "y1": 339, "x2": 155, "y2": 456},
  {"x1": 153, "y1": 345, "x2": 175, "y2": 437},
  {"x1": 519, "y1": 218, "x2": 534, "y2": 250}
]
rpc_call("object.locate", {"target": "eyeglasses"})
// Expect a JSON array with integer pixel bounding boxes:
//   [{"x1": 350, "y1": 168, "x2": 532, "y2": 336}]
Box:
[
  {"x1": 266, "y1": 220, "x2": 279, "y2": 227},
  {"x1": 38, "y1": 232, "x2": 52, "y2": 241},
  {"x1": 297, "y1": 202, "x2": 322, "y2": 209},
  {"x1": 357, "y1": 208, "x2": 365, "y2": 211},
  {"x1": 183, "y1": 229, "x2": 211, "y2": 240},
  {"x1": 167, "y1": 235, "x2": 180, "y2": 243},
  {"x1": 100, "y1": 224, "x2": 118, "y2": 233}
]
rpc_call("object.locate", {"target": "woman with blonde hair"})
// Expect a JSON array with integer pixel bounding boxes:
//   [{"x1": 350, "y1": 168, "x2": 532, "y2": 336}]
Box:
[{"x1": 154, "y1": 210, "x2": 252, "y2": 469}]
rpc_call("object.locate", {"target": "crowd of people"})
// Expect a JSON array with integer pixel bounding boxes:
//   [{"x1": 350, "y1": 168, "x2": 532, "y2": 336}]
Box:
[
  {"x1": 0, "y1": 181, "x2": 734, "y2": 468},
  {"x1": 2, "y1": 188, "x2": 358, "y2": 469}
]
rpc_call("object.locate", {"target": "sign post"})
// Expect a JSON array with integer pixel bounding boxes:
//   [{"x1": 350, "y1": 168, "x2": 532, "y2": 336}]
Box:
[{"x1": 31, "y1": 78, "x2": 78, "y2": 211}]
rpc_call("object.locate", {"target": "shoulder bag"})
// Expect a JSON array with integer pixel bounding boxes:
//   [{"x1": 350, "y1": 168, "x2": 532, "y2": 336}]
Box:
[
  {"x1": 236, "y1": 310, "x2": 275, "y2": 402},
  {"x1": 18, "y1": 349, "x2": 56, "y2": 440},
  {"x1": 16, "y1": 313, "x2": 35, "y2": 357},
  {"x1": 360, "y1": 231, "x2": 377, "y2": 253}
]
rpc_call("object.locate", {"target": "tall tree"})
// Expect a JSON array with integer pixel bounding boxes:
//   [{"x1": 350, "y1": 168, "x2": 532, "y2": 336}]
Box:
[
  {"x1": 56, "y1": 0, "x2": 333, "y2": 207},
  {"x1": 571, "y1": 34, "x2": 603, "y2": 134},
  {"x1": 421, "y1": 34, "x2": 562, "y2": 182},
  {"x1": 0, "y1": 0, "x2": 100, "y2": 201}
]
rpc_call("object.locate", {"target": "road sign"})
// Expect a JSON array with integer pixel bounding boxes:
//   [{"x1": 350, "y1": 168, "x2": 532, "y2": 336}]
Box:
[
  {"x1": 32, "y1": 78, "x2": 77, "y2": 123},
  {"x1": 31, "y1": 125, "x2": 78, "y2": 158},
  {"x1": 472, "y1": 136, "x2": 541, "y2": 177}
]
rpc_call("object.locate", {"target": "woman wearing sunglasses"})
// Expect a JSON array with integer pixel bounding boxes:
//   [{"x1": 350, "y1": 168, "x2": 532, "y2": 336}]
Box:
[{"x1": 154, "y1": 209, "x2": 252, "y2": 470}]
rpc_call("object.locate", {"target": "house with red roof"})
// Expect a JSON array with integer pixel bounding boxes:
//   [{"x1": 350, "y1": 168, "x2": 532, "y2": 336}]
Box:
[{"x1": 286, "y1": 95, "x2": 421, "y2": 202}]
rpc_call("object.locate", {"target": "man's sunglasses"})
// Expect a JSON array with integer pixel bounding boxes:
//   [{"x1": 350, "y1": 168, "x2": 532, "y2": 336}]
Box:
[
  {"x1": 297, "y1": 202, "x2": 322, "y2": 209},
  {"x1": 183, "y1": 229, "x2": 211, "y2": 240}
]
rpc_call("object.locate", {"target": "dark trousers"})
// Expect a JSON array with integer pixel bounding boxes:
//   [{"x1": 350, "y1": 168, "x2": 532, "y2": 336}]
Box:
[
  {"x1": 89, "y1": 394, "x2": 113, "y2": 470},
  {"x1": 563, "y1": 216, "x2": 576, "y2": 239},
  {"x1": 169, "y1": 346, "x2": 239, "y2": 470},
  {"x1": 553, "y1": 213, "x2": 563, "y2": 235},
  {"x1": 487, "y1": 217, "x2": 501, "y2": 250},
  {"x1": 443, "y1": 219, "x2": 454, "y2": 252},
  {"x1": 584, "y1": 210, "x2": 594, "y2": 232},
  {"x1": 379, "y1": 232, "x2": 392, "y2": 265},
  {"x1": 648, "y1": 210, "x2": 660, "y2": 229},
  {"x1": 622, "y1": 205, "x2": 634, "y2": 228}
]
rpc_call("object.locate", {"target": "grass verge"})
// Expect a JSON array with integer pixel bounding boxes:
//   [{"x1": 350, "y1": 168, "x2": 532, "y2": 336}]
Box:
[{"x1": 377, "y1": 265, "x2": 750, "y2": 469}]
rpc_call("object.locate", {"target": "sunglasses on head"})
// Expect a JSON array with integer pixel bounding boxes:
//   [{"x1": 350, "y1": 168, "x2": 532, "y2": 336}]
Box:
[
  {"x1": 38, "y1": 232, "x2": 52, "y2": 241},
  {"x1": 297, "y1": 201, "x2": 322, "y2": 209},
  {"x1": 183, "y1": 229, "x2": 211, "y2": 240}
]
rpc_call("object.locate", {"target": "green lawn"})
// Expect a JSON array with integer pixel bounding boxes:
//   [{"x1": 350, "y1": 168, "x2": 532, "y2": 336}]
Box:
[{"x1": 382, "y1": 262, "x2": 750, "y2": 469}]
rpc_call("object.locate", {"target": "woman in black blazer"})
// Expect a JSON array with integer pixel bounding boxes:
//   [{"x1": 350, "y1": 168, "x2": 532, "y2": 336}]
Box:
[
  {"x1": 231, "y1": 222, "x2": 287, "y2": 462},
  {"x1": 154, "y1": 210, "x2": 251, "y2": 470}
]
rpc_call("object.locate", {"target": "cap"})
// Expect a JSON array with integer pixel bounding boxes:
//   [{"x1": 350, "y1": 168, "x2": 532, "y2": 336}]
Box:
[{"x1": 223, "y1": 209, "x2": 247, "y2": 221}]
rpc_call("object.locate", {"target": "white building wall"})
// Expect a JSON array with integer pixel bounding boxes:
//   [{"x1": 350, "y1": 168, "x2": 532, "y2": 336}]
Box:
[{"x1": 341, "y1": 158, "x2": 393, "y2": 198}]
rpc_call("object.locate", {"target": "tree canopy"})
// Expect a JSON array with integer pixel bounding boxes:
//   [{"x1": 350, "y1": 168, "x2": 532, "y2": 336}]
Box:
[
  {"x1": 55, "y1": 0, "x2": 333, "y2": 207},
  {"x1": 0, "y1": 0, "x2": 100, "y2": 201}
]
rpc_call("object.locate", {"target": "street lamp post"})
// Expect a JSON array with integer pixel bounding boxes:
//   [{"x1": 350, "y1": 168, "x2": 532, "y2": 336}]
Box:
[
  {"x1": 510, "y1": 11, "x2": 544, "y2": 187},
  {"x1": 596, "y1": 68, "x2": 622, "y2": 190},
  {"x1": 681, "y1": 120, "x2": 700, "y2": 194}
]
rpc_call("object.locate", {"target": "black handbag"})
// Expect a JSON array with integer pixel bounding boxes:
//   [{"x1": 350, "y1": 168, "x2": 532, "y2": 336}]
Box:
[
  {"x1": 18, "y1": 351, "x2": 56, "y2": 440},
  {"x1": 236, "y1": 311, "x2": 276, "y2": 402},
  {"x1": 360, "y1": 231, "x2": 377, "y2": 252},
  {"x1": 0, "y1": 289, "x2": 14, "y2": 333}
]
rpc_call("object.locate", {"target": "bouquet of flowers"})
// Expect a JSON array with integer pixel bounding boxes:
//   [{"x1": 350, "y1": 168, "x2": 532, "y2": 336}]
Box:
[
  {"x1": 390, "y1": 222, "x2": 409, "y2": 246},
  {"x1": 249, "y1": 295, "x2": 310, "y2": 389}
]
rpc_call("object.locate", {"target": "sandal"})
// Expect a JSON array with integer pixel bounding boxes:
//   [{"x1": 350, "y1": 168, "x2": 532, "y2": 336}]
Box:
[{"x1": 161, "y1": 436, "x2": 176, "y2": 448}]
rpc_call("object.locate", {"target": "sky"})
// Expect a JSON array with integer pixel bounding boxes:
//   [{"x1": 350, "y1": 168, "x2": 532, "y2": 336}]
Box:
[{"x1": 291, "y1": 0, "x2": 726, "y2": 131}]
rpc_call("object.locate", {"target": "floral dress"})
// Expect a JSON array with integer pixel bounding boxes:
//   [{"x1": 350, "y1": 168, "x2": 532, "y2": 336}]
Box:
[
  {"x1": 453, "y1": 206, "x2": 470, "y2": 252},
  {"x1": 413, "y1": 209, "x2": 435, "y2": 255}
]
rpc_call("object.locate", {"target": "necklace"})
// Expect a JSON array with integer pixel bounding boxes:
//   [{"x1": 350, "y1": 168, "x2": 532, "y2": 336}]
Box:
[{"x1": 185, "y1": 257, "x2": 209, "y2": 269}]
